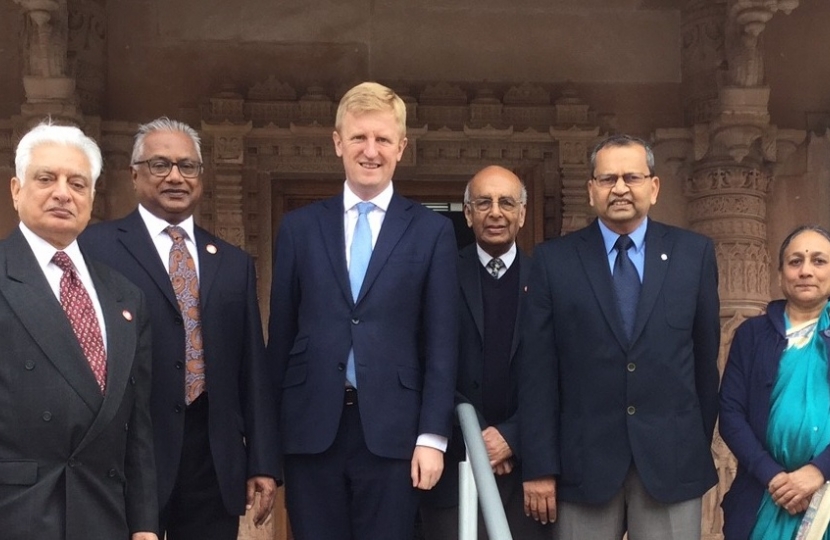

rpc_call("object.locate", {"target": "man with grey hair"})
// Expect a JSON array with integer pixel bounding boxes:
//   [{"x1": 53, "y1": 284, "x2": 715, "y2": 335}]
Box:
[
  {"x1": 0, "y1": 121, "x2": 158, "y2": 539},
  {"x1": 518, "y1": 134, "x2": 720, "y2": 539},
  {"x1": 80, "y1": 117, "x2": 278, "y2": 540}
]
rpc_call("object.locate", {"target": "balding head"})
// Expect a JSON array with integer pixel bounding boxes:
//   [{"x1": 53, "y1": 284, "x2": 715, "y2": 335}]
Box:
[{"x1": 463, "y1": 166, "x2": 527, "y2": 257}]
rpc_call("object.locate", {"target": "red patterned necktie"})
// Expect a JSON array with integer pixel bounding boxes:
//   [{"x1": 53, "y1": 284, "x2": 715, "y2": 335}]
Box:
[
  {"x1": 166, "y1": 226, "x2": 205, "y2": 405},
  {"x1": 52, "y1": 251, "x2": 107, "y2": 394}
]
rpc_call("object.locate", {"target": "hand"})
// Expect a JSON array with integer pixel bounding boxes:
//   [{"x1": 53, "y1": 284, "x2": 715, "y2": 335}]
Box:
[
  {"x1": 411, "y1": 446, "x2": 444, "y2": 490},
  {"x1": 769, "y1": 465, "x2": 824, "y2": 514},
  {"x1": 493, "y1": 459, "x2": 514, "y2": 476},
  {"x1": 131, "y1": 533, "x2": 159, "y2": 540},
  {"x1": 246, "y1": 475, "x2": 277, "y2": 527},
  {"x1": 482, "y1": 426, "x2": 513, "y2": 468},
  {"x1": 524, "y1": 476, "x2": 557, "y2": 524}
]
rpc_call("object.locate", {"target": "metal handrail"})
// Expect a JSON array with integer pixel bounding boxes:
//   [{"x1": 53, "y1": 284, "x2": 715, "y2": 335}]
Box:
[{"x1": 456, "y1": 402, "x2": 513, "y2": 540}]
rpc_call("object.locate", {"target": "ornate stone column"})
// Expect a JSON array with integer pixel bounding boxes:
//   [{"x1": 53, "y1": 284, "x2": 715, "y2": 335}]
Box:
[
  {"x1": 670, "y1": 1, "x2": 803, "y2": 538},
  {"x1": 550, "y1": 89, "x2": 599, "y2": 237},
  {"x1": 200, "y1": 120, "x2": 253, "y2": 250}
]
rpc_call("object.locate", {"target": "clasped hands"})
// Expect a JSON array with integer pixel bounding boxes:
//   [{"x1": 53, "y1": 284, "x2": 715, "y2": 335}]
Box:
[{"x1": 768, "y1": 464, "x2": 825, "y2": 515}]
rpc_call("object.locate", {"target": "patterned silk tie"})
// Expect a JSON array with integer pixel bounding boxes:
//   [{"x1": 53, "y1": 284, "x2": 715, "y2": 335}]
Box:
[
  {"x1": 53, "y1": 251, "x2": 107, "y2": 393},
  {"x1": 486, "y1": 257, "x2": 504, "y2": 279},
  {"x1": 613, "y1": 234, "x2": 641, "y2": 341},
  {"x1": 346, "y1": 202, "x2": 375, "y2": 387},
  {"x1": 166, "y1": 226, "x2": 205, "y2": 405}
]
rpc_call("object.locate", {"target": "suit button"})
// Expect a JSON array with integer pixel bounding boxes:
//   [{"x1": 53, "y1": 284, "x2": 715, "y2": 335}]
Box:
[
  {"x1": 68, "y1": 458, "x2": 77, "y2": 468},
  {"x1": 337, "y1": 363, "x2": 345, "y2": 371},
  {"x1": 130, "y1": 376, "x2": 136, "y2": 385},
  {"x1": 175, "y1": 362, "x2": 183, "y2": 370},
  {"x1": 108, "y1": 468, "x2": 117, "y2": 478},
  {"x1": 472, "y1": 381, "x2": 480, "y2": 389},
  {"x1": 24, "y1": 360, "x2": 35, "y2": 370},
  {"x1": 351, "y1": 318, "x2": 359, "y2": 325},
  {"x1": 174, "y1": 405, "x2": 183, "y2": 413},
  {"x1": 627, "y1": 406, "x2": 636, "y2": 415},
  {"x1": 42, "y1": 411, "x2": 52, "y2": 421},
  {"x1": 124, "y1": 423, "x2": 129, "y2": 431},
  {"x1": 627, "y1": 363, "x2": 636, "y2": 372},
  {"x1": 174, "y1": 316, "x2": 183, "y2": 325}
]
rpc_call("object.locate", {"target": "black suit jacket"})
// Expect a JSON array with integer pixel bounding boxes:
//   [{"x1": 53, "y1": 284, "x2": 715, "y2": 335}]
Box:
[
  {"x1": 267, "y1": 192, "x2": 459, "y2": 459},
  {"x1": 519, "y1": 219, "x2": 721, "y2": 504},
  {"x1": 423, "y1": 243, "x2": 531, "y2": 508},
  {"x1": 0, "y1": 228, "x2": 157, "y2": 539},
  {"x1": 79, "y1": 209, "x2": 278, "y2": 514}
]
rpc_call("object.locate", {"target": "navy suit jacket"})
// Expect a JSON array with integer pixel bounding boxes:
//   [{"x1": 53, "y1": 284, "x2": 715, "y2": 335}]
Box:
[
  {"x1": 79, "y1": 209, "x2": 278, "y2": 514},
  {"x1": 423, "y1": 243, "x2": 531, "y2": 508},
  {"x1": 519, "y1": 219, "x2": 721, "y2": 504},
  {"x1": 0, "y1": 228, "x2": 157, "y2": 539},
  {"x1": 267, "y1": 192, "x2": 459, "y2": 460}
]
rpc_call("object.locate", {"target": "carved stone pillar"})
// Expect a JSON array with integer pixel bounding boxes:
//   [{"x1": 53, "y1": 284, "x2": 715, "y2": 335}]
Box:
[
  {"x1": 201, "y1": 121, "x2": 253, "y2": 249},
  {"x1": 550, "y1": 89, "x2": 600, "y2": 237},
  {"x1": 15, "y1": 0, "x2": 80, "y2": 124},
  {"x1": 67, "y1": 0, "x2": 107, "y2": 116},
  {"x1": 673, "y1": 2, "x2": 803, "y2": 538}
]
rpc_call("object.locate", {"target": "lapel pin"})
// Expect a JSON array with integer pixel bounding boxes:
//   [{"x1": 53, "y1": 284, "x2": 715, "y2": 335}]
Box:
[
  {"x1": 206, "y1": 244, "x2": 218, "y2": 254},
  {"x1": 122, "y1": 310, "x2": 133, "y2": 321},
  {"x1": 523, "y1": 286, "x2": 528, "y2": 292},
  {"x1": 661, "y1": 253, "x2": 668, "y2": 261}
]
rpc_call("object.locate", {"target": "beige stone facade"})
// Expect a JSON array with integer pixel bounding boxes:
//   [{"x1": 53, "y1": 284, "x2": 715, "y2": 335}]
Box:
[{"x1": 2, "y1": 1, "x2": 830, "y2": 538}]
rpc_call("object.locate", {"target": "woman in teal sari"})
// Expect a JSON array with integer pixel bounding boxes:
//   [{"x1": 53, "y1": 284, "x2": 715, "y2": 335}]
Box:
[{"x1": 721, "y1": 225, "x2": 830, "y2": 540}]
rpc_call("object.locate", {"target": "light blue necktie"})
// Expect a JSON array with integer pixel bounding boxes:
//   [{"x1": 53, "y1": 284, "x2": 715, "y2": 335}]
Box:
[{"x1": 347, "y1": 202, "x2": 375, "y2": 387}]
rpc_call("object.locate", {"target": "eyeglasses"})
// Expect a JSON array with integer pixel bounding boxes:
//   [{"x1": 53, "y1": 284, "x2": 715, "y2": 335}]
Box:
[
  {"x1": 467, "y1": 197, "x2": 524, "y2": 213},
  {"x1": 591, "y1": 173, "x2": 653, "y2": 188},
  {"x1": 133, "y1": 158, "x2": 203, "y2": 179}
]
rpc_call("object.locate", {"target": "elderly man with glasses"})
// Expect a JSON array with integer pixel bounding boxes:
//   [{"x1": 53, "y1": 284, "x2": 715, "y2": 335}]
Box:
[{"x1": 80, "y1": 117, "x2": 279, "y2": 540}]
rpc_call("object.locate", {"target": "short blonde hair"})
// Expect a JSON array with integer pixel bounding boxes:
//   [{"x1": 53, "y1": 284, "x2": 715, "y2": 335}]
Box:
[{"x1": 335, "y1": 82, "x2": 406, "y2": 138}]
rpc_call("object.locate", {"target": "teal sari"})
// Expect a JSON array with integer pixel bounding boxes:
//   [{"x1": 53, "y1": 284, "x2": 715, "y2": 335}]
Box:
[{"x1": 750, "y1": 302, "x2": 830, "y2": 540}]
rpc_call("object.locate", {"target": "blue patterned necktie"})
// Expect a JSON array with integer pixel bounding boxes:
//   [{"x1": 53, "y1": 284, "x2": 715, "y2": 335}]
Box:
[
  {"x1": 346, "y1": 202, "x2": 375, "y2": 387},
  {"x1": 613, "y1": 234, "x2": 641, "y2": 341}
]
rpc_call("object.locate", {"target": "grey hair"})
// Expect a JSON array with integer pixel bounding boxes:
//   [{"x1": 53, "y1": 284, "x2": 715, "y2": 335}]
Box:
[
  {"x1": 15, "y1": 120, "x2": 103, "y2": 188},
  {"x1": 589, "y1": 134, "x2": 655, "y2": 177},
  {"x1": 778, "y1": 225, "x2": 830, "y2": 270},
  {"x1": 131, "y1": 117, "x2": 202, "y2": 164}
]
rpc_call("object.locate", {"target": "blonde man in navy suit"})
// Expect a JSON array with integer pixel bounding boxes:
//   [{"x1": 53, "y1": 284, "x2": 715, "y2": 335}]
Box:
[
  {"x1": 0, "y1": 122, "x2": 157, "y2": 540},
  {"x1": 268, "y1": 82, "x2": 459, "y2": 540}
]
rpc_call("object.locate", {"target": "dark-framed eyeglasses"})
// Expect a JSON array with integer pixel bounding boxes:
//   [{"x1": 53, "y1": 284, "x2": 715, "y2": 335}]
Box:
[
  {"x1": 591, "y1": 173, "x2": 653, "y2": 188},
  {"x1": 133, "y1": 158, "x2": 203, "y2": 179},
  {"x1": 467, "y1": 197, "x2": 523, "y2": 213}
]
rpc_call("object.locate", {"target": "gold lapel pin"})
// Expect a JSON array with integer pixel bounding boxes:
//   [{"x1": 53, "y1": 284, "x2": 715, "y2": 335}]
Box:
[
  {"x1": 206, "y1": 244, "x2": 218, "y2": 254},
  {"x1": 122, "y1": 310, "x2": 133, "y2": 321}
]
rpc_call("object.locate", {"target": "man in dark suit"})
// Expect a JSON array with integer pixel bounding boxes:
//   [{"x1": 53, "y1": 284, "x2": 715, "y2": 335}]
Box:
[
  {"x1": 0, "y1": 122, "x2": 157, "y2": 540},
  {"x1": 421, "y1": 165, "x2": 553, "y2": 539},
  {"x1": 79, "y1": 118, "x2": 278, "y2": 540},
  {"x1": 519, "y1": 134, "x2": 721, "y2": 539},
  {"x1": 267, "y1": 81, "x2": 458, "y2": 540}
]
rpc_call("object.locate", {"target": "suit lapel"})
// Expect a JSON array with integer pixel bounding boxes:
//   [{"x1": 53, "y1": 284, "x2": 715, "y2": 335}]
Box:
[
  {"x1": 194, "y1": 227, "x2": 222, "y2": 310},
  {"x1": 459, "y1": 245, "x2": 484, "y2": 341},
  {"x1": 73, "y1": 257, "x2": 137, "y2": 450},
  {"x1": 116, "y1": 210, "x2": 179, "y2": 311},
  {"x1": 577, "y1": 221, "x2": 630, "y2": 348},
  {"x1": 510, "y1": 249, "x2": 531, "y2": 358},
  {"x1": 630, "y1": 222, "x2": 670, "y2": 344},
  {"x1": 318, "y1": 195, "x2": 353, "y2": 306},
  {"x1": 357, "y1": 194, "x2": 414, "y2": 304},
  {"x1": 0, "y1": 229, "x2": 103, "y2": 412}
]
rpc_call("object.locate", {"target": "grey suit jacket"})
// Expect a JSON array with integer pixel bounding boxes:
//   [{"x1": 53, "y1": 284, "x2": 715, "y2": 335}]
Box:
[{"x1": 0, "y1": 228, "x2": 157, "y2": 539}]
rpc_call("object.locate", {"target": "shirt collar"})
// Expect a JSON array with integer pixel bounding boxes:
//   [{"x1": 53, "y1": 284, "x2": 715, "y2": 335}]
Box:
[
  {"x1": 476, "y1": 242, "x2": 517, "y2": 270},
  {"x1": 598, "y1": 217, "x2": 648, "y2": 255},
  {"x1": 343, "y1": 181, "x2": 394, "y2": 213},
  {"x1": 18, "y1": 222, "x2": 85, "y2": 270},
  {"x1": 138, "y1": 204, "x2": 197, "y2": 242}
]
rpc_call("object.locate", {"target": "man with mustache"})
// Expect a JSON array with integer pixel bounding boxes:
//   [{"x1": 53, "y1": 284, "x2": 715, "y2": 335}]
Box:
[{"x1": 518, "y1": 134, "x2": 721, "y2": 540}]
